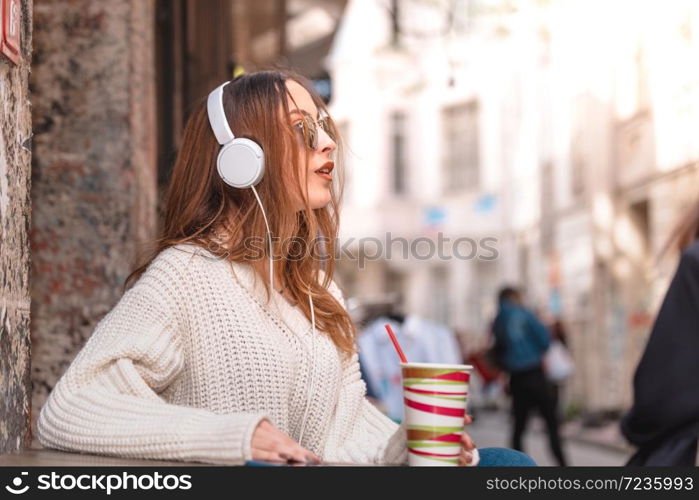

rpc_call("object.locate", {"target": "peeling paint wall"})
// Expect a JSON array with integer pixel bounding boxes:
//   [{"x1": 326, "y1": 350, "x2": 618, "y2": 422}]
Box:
[
  {"x1": 29, "y1": 0, "x2": 157, "y2": 435},
  {"x1": 0, "y1": 0, "x2": 34, "y2": 454}
]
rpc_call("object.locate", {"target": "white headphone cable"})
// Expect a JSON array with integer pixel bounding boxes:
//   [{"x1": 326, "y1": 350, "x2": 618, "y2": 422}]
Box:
[
  {"x1": 297, "y1": 293, "x2": 317, "y2": 445},
  {"x1": 250, "y1": 185, "x2": 274, "y2": 293},
  {"x1": 249, "y1": 184, "x2": 317, "y2": 448}
]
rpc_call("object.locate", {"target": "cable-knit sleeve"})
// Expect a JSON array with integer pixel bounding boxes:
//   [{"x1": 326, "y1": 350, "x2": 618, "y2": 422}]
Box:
[
  {"x1": 36, "y1": 253, "x2": 269, "y2": 465},
  {"x1": 320, "y1": 274, "x2": 408, "y2": 465},
  {"x1": 322, "y1": 351, "x2": 408, "y2": 465}
]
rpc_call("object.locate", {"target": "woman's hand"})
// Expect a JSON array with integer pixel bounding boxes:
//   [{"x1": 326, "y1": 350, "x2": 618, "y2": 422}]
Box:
[
  {"x1": 459, "y1": 414, "x2": 478, "y2": 466},
  {"x1": 251, "y1": 419, "x2": 321, "y2": 464}
]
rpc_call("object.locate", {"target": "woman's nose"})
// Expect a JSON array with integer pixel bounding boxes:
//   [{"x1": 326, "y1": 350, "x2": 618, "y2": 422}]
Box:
[{"x1": 316, "y1": 126, "x2": 336, "y2": 154}]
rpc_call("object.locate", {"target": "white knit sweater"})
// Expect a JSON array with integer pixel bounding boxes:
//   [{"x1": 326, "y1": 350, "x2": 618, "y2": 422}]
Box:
[{"x1": 37, "y1": 243, "x2": 408, "y2": 465}]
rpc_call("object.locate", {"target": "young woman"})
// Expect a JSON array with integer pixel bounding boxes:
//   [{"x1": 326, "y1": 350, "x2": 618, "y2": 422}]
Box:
[
  {"x1": 37, "y1": 70, "x2": 533, "y2": 467},
  {"x1": 622, "y1": 199, "x2": 699, "y2": 466}
]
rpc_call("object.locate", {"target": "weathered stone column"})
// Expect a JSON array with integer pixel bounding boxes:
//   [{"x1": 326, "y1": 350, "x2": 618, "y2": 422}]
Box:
[
  {"x1": 0, "y1": 0, "x2": 34, "y2": 454},
  {"x1": 29, "y1": 0, "x2": 157, "y2": 435}
]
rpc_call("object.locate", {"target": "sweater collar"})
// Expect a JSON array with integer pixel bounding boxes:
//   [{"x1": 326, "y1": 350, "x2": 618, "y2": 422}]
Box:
[
  {"x1": 177, "y1": 243, "x2": 315, "y2": 336},
  {"x1": 225, "y1": 256, "x2": 314, "y2": 336}
]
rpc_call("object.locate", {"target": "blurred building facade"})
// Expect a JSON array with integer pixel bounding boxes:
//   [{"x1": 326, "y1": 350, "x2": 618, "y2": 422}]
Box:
[{"x1": 329, "y1": 0, "x2": 699, "y2": 415}]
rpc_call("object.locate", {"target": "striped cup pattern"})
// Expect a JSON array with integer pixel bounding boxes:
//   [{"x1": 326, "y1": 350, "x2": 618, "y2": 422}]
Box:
[{"x1": 401, "y1": 363, "x2": 471, "y2": 466}]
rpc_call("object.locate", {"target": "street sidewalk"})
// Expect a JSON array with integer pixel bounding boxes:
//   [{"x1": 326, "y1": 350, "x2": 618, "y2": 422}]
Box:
[
  {"x1": 469, "y1": 408, "x2": 629, "y2": 466},
  {"x1": 560, "y1": 419, "x2": 633, "y2": 455}
]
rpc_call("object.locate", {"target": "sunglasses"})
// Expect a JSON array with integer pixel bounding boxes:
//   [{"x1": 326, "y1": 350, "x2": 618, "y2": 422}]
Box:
[{"x1": 292, "y1": 113, "x2": 336, "y2": 151}]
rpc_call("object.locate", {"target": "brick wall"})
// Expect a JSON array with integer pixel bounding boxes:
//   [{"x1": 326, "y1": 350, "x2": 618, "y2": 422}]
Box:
[
  {"x1": 29, "y1": 0, "x2": 157, "y2": 436},
  {"x1": 0, "y1": 0, "x2": 34, "y2": 454}
]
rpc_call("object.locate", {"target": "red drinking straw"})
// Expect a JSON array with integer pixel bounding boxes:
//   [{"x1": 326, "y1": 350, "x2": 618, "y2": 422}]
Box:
[{"x1": 384, "y1": 324, "x2": 408, "y2": 363}]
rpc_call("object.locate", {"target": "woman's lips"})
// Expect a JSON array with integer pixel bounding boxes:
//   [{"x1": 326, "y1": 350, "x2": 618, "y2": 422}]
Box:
[{"x1": 315, "y1": 161, "x2": 334, "y2": 181}]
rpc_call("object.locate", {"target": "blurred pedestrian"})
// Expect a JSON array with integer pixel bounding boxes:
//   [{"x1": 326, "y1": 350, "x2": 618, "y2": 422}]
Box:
[
  {"x1": 492, "y1": 287, "x2": 568, "y2": 466},
  {"x1": 621, "y1": 199, "x2": 699, "y2": 466},
  {"x1": 358, "y1": 313, "x2": 462, "y2": 422},
  {"x1": 544, "y1": 319, "x2": 574, "y2": 413},
  {"x1": 468, "y1": 327, "x2": 506, "y2": 412}
]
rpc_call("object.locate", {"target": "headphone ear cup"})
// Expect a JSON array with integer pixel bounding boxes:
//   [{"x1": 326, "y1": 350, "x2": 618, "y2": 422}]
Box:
[{"x1": 217, "y1": 138, "x2": 265, "y2": 188}]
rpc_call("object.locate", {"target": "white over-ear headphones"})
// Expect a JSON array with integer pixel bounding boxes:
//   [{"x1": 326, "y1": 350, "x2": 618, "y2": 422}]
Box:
[
  {"x1": 207, "y1": 81, "x2": 265, "y2": 188},
  {"x1": 206, "y1": 79, "x2": 318, "y2": 449}
]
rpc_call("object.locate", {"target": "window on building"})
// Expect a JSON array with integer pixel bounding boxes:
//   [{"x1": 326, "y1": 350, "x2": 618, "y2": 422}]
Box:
[
  {"x1": 386, "y1": 267, "x2": 407, "y2": 311},
  {"x1": 473, "y1": 259, "x2": 498, "y2": 335},
  {"x1": 443, "y1": 101, "x2": 480, "y2": 193},
  {"x1": 570, "y1": 94, "x2": 589, "y2": 201},
  {"x1": 432, "y1": 266, "x2": 450, "y2": 325},
  {"x1": 390, "y1": 0, "x2": 401, "y2": 47},
  {"x1": 540, "y1": 161, "x2": 554, "y2": 252},
  {"x1": 336, "y1": 259, "x2": 358, "y2": 300},
  {"x1": 391, "y1": 111, "x2": 408, "y2": 195},
  {"x1": 635, "y1": 45, "x2": 650, "y2": 112},
  {"x1": 629, "y1": 199, "x2": 650, "y2": 262},
  {"x1": 570, "y1": 134, "x2": 586, "y2": 200},
  {"x1": 453, "y1": 0, "x2": 474, "y2": 34}
]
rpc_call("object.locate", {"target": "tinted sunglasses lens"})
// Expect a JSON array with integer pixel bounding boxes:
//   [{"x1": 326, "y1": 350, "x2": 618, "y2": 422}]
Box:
[
  {"x1": 294, "y1": 116, "x2": 315, "y2": 150},
  {"x1": 319, "y1": 117, "x2": 336, "y2": 143},
  {"x1": 306, "y1": 117, "x2": 318, "y2": 150},
  {"x1": 297, "y1": 116, "x2": 335, "y2": 150}
]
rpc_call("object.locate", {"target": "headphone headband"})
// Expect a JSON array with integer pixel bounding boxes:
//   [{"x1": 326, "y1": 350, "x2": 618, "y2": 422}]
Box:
[{"x1": 207, "y1": 82, "x2": 235, "y2": 145}]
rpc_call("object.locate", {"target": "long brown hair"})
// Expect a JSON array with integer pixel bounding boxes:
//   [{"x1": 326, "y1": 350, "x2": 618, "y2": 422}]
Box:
[{"x1": 125, "y1": 70, "x2": 356, "y2": 354}]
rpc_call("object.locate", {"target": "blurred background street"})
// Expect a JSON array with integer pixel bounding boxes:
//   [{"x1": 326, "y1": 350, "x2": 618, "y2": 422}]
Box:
[
  {"x1": 469, "y1": 409, "x2": 628, "y2": 466},
  {"x1": 1, "y1": 0, "x2": 698, "y2": 463}
]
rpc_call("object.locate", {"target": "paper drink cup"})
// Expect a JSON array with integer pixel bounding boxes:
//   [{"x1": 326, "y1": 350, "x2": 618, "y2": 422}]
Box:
[{"x1": 401, "y1": 362, "x2": 472, "y2": 466}]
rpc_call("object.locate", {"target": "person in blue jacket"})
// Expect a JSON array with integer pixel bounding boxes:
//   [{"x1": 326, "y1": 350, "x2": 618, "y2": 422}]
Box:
[{"x1": 493, "y1": 287, "x2": 568, "y2": 466}]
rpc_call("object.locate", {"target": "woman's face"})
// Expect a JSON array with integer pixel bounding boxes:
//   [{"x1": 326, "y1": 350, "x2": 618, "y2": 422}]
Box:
[{"x1": 285, "y1": 79, "x2": 337, "y2": 211}]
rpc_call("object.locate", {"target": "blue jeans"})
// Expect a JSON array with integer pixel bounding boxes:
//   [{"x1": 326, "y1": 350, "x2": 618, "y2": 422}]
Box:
[
  {"x1": 245, "y1": 447, "x2": 537, "y2": 467},
  {"x1": 477, "y1": 447, "x2": 537, "y2": 466}
]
